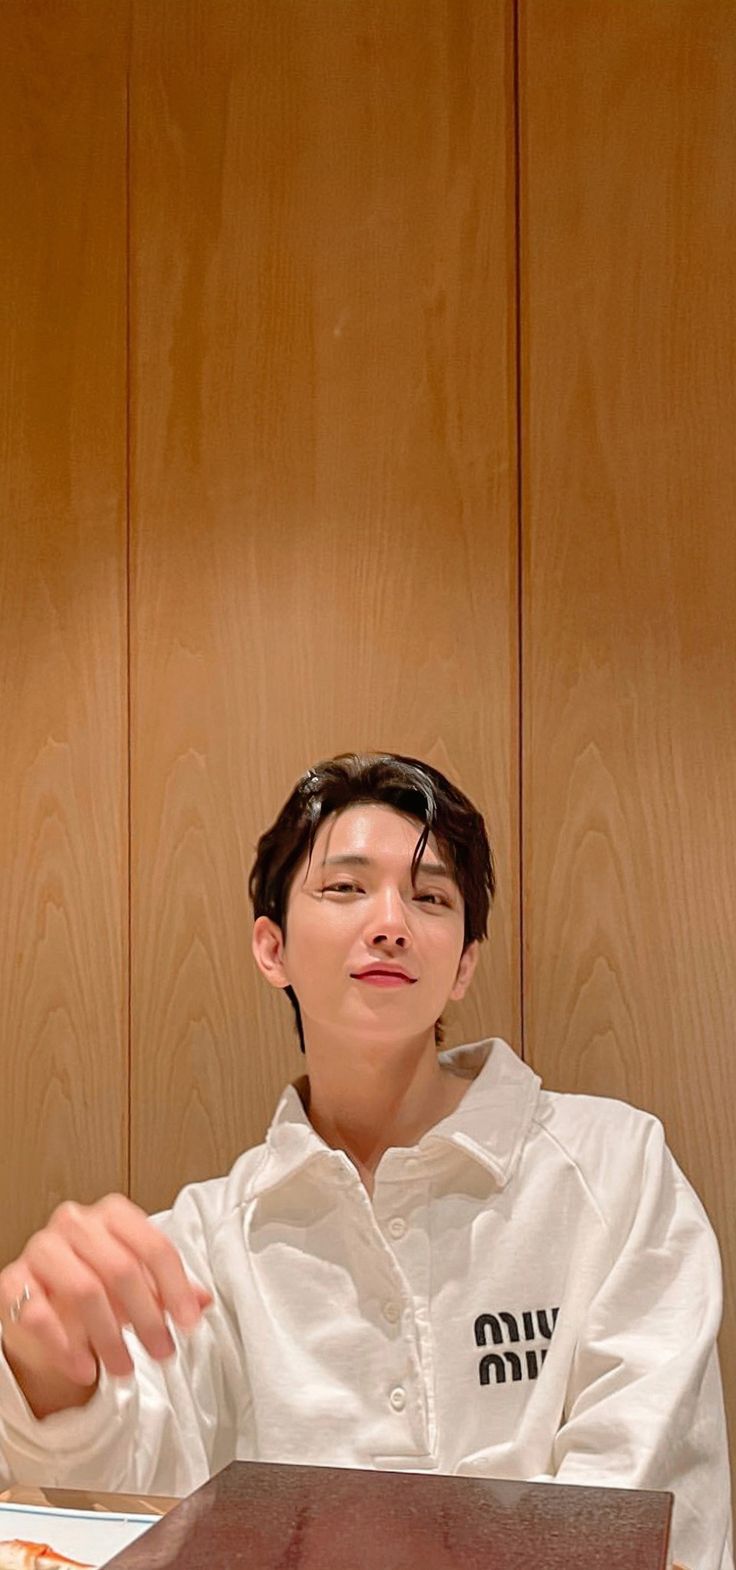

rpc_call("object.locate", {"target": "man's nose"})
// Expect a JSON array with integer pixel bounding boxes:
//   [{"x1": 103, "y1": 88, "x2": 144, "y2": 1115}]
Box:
[{"x1": 368, "y1": 887, "x2": 412, "y2": 943}]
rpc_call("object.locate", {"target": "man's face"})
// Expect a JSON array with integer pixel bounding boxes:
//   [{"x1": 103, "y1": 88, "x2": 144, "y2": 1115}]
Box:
[{"x1": 252, "y1": 803, "x2": 478, "y2": 1050}]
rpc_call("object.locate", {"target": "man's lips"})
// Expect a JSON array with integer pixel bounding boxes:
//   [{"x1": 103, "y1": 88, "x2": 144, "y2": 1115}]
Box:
[{"x1": 350, "y1": 967, "x2": 417, "y2": 985}]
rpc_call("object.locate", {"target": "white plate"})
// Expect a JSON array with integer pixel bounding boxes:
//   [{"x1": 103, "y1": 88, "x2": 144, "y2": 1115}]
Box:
[{"x1": 0, "y1": 1501, "x2": 158, "y2": 1568}]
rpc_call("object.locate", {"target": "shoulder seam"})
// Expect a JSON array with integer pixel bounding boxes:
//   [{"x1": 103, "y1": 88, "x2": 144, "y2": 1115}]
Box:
[{"x1": 531, "y1": 1115, "x2": 615, "y2": 1249}]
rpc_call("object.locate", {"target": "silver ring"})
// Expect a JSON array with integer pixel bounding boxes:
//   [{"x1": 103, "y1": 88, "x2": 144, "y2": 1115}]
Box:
[{"x1": 8, "y1": 1284, "x2": 32, "y2": 1324}]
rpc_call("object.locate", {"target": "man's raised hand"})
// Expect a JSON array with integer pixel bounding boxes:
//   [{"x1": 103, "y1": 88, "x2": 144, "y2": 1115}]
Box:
[{"x1": 0, "y1": 1194, "x2": 213, "y2": 1404}]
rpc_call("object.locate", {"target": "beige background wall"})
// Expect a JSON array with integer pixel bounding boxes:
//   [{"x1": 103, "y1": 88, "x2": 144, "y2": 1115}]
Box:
[{"x1": 2, "y1": 0, "x2": 734, "y2": 1486}]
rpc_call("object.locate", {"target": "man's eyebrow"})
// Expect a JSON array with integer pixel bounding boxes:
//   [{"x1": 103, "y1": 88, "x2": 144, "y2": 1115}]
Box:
[{"x1": 319, "y1": 853, "x2": 455, "y2": 880}]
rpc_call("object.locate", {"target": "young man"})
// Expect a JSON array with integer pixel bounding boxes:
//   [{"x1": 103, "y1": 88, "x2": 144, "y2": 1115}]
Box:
[{"x1": 0, "y1": 753, "x2": 732, "y2": 1570}]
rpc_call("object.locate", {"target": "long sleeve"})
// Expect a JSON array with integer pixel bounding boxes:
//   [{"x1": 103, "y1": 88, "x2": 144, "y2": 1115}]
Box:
[
  {"x1": 0, "y1": 1183, "x2": 253, "y2": 1495},
  {"x1": 536, "y1": 1119, "x2": 733, "y2": 1570}
]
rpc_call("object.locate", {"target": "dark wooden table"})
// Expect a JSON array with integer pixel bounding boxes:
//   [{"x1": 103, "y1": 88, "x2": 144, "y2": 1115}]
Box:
[{"x1": 60, "y1": 1460, "x2": 674, "y2": 1570}]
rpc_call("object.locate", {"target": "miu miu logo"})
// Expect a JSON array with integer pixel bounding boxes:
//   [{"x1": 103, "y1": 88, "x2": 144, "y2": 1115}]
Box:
[{"x1": 474, "y1": 1307, "x2": 560, "y2": 1386}]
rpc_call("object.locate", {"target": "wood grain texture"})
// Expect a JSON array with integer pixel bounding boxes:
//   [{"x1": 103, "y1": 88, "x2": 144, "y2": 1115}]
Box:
[
  {"x1": 521, "y1": 0, "x2": 736, "y2": 1474},
  {"x1": 129, "y1": 0, "x2": 517, "y2": 1210},
  {"x1": 0, "y1": 2, "x2": 128, "y2": 1263}
]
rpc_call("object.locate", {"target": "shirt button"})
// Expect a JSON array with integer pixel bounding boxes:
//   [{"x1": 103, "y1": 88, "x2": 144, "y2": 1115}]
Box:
[
  {"x1": 383, "y1": 1300, "x2": 400, "y2": 1324},
  {"x1": 389, "y1": 1386, "x2": 406, "y2": 1412},
  {"x1": 388, "y1": 1216, "x2": 406, "y2": 1239}
]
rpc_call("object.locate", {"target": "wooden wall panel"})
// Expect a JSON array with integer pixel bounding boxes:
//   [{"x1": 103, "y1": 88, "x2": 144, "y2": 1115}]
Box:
[
  {"x1": 0, "y1": 2, "x2": 128, "y2": 1264},
  {"x1": 130, "y1": 0, "x2": 517, "y2": 1211},
  {"x1": 521, "y1": 0, "x2": 736, "y2": 1473}
]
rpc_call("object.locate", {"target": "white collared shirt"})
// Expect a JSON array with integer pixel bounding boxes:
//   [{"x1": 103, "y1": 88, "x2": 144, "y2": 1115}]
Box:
[{"x1": 0, "y1": 1038, "x2": 732, "y2": 1570}]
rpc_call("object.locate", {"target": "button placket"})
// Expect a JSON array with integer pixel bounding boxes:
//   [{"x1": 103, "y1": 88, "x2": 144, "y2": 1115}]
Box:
[{"x1": 362, "y1": 1172, "x2": 433, "y2": 1459}]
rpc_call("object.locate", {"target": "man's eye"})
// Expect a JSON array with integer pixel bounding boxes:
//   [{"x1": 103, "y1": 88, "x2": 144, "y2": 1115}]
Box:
[{"x1": 322, "y1": 883, "x2": 449, "y2": 905}]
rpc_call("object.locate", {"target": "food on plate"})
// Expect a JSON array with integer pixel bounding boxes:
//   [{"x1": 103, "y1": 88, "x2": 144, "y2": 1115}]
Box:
[{"x1": 0, "y1": 1542, "x2": 93, "y2": 1570}]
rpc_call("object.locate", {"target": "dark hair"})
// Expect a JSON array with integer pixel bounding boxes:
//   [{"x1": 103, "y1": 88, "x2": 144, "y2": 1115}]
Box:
[{"x1": 248, "y1": 751, "x2": 496, "y2": 1052}]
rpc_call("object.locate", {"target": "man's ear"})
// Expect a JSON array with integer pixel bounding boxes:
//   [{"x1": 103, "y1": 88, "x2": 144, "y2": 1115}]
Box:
[
  {"x1": 252, "y1": 916, "x2": 290, "y2": 990},
  {"x1": 448, "y1": 939, "x2": 480, "y2": 1003}
]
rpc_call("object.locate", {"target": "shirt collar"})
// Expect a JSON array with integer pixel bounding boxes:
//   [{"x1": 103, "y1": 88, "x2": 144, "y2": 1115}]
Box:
[{"x1": 244, "y1": 1037, "x2": 541, "y2": 1200}]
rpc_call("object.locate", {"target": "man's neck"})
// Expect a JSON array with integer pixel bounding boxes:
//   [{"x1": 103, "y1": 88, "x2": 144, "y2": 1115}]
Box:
[{"x1": 301, "y1": 1027, "x2": 468, "y2": 1185}]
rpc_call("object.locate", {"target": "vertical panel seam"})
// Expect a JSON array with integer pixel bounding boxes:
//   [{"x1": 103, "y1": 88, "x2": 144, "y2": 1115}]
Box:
[
  {"x1": 513, "y1": 0, "x2": 525, "y2": 1062},
  {"x1": 125, "y1": 2, "x2": 132, "y2": 1197}
]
